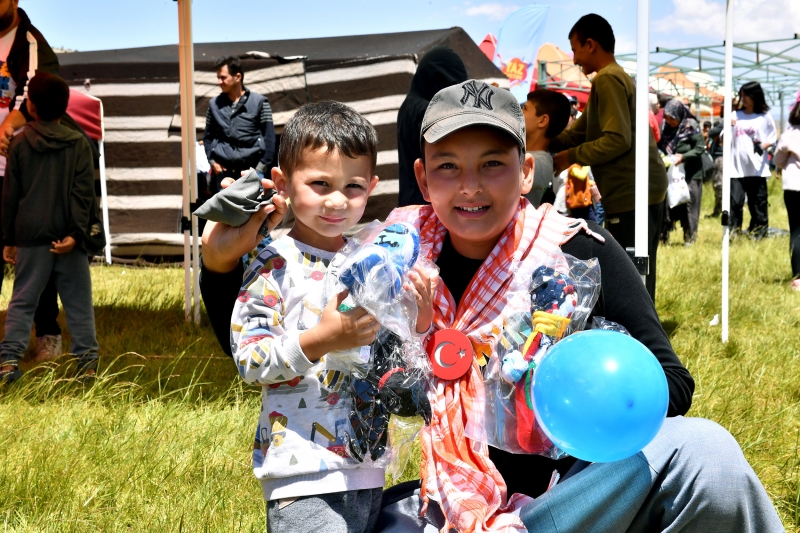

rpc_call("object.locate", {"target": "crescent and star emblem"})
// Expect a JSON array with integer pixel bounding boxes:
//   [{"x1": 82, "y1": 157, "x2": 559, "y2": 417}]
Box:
[{"x1": 427, "y1": 329, "x2": 473, "y2": 380}]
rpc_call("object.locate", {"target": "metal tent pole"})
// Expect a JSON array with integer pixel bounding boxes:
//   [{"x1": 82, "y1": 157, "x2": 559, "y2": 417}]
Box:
[
  {"x1": 180, "y1": 0, "x2": 200, "y2": 325},
  {"x1": 177, "y1": 0, "x2": 191, "y2": 322},
  {"x1": 98, "y1": 140, "x2": 112, "y2": 265},
  {"x1": 721, "y1": 0, "x2": 734, "y2": 343},
  {"x1": 634, "y1": 0, "x2": 651, "y2": 285}
]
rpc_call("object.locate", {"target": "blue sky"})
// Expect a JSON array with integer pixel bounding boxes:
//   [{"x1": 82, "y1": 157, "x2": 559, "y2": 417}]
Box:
[{"x1": 23, "y1": 0, "x2": 785, "y2": 54}]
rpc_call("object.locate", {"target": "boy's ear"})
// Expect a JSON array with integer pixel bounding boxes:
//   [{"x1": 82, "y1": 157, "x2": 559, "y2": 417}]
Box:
[
  {"x1": 271, "y1": 166, "x2": 289, "y2": 198},
  {"x1": 367, "y1": 174, "x2": 379, "y2": 194},
  {"x1": 414, "y1": 158, "x2": 431, "y2": 202},
  {"x1": 539, "y1": 113, "x2": 550, "y2": 132},
  {"x1": 520, "y1": 152, "x2": 534, "y2": 195}
]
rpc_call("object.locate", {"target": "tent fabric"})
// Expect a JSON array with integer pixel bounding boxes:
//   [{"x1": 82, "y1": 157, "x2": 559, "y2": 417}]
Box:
[
  {"x1": 57, "y1": 27, "x2": 506, "y2": 256},
  {"x1": 67, "y1": 89, "x2": 103, "y2": 141}
]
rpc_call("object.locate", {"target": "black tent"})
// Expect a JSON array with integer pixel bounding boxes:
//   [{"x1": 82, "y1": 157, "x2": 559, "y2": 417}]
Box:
[{"x1": 57, "y1": 27, "x2": 506, "y2": 256}]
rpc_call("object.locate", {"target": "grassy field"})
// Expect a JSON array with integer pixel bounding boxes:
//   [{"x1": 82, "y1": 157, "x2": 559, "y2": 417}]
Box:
[{"x1": 0, "y1": 177, "x2": 798, "y2": 531}]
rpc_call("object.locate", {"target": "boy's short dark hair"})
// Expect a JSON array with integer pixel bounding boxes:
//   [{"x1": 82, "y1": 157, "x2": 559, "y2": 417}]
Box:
[
  {"x1": 526, "y1": 89, "x2": 571, "y2": 139},
  {"x1": 789, "y1": 103, "x2": 800, "y2": 127},
  {"x1": 278, "y1": 101, "x2": 378, "y2": 177},
  {"x1": 703, "y1": 121, "x2": 712, "y2": 129},
  {"x1": 568, "y1": 14, "x2": 615, "y2": 53},
  {"x1": 215, "y1": 55, "x2": 244, "y2": 82},
  {"x1": 28, "y1": 72, "x2": 69, "y2": 121}
]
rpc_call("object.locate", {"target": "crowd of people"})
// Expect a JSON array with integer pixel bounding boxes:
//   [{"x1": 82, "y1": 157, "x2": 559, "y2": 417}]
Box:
[{"x1": 0, "y1": 3, "x2": 797, "y2": 532}]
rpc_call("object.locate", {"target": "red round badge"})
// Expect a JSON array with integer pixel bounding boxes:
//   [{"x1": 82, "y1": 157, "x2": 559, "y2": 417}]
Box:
[{"x1": 427, "y1": 329, "x2": 474, "y2": 380}]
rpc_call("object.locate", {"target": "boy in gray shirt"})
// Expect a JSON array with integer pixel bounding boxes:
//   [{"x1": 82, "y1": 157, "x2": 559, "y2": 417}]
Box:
[
  {"x1": 520, "y1": 89, "x2": 571, "y2": 207},
  {"x1": 1, "y1": 73, "x2": 98, "y2": 382}
]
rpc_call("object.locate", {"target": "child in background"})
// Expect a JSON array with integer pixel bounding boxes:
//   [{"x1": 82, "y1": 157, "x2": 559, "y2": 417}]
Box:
[
  {"x1": 1, "y1": 73, "x2": 98, "y2": 382},
  {"x1": 520, "y1": 89, "x2": 571, "y2": 207},
  {"x1": 229, "y1": 101, "x2": 435, "y2": 532},
  {"x1": 773, "y1": 101, "x2": 800, "y2": 291}
]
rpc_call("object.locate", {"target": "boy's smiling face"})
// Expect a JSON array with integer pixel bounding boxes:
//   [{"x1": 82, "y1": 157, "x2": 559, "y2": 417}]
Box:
[
  {"x1": 415, "y1": 126, "x2": 533, "y2": 260},
  {"x1": 274, "y1": 146, "x2": 378, "y2": 252}
]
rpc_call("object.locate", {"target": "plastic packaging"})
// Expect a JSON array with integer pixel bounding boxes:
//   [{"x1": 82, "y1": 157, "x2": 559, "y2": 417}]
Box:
[
  {"x1": 470, "y1": 252, "x2": 601, "y2": 457},
  {"x1": 342, "y1": 330, "x2": 432, "y2": 464},
  {"x1": 322, "y1": 221, "x2": 437, "y2": 465}
]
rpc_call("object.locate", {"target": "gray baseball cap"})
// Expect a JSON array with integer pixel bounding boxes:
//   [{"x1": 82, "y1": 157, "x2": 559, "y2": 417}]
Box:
[{"x1": 420, "y1": 79, "x2": 526, "y2": 151}]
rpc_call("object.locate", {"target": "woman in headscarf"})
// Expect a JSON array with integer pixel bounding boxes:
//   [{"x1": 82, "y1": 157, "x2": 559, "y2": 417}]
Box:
[
  {"x1": 658, "y1": 99, "x2": 705, "y2": 245},
  {"x1": 396, "y1": 47, "x2": 468, "y2": 207}
]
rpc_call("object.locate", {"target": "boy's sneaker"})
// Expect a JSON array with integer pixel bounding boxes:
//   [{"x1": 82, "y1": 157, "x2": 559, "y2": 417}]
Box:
[
  {"x1": 34, "y1": 335, "x2": 62, "y2": 363},
  {"x1": 0, "y1": 365, "x2": 22, "y2": 384}
]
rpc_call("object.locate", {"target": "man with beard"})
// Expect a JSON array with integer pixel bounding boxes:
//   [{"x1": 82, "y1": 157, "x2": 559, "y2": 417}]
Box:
[{"x1": 0, "y1": 0, "x2": 65, "y2": 366}]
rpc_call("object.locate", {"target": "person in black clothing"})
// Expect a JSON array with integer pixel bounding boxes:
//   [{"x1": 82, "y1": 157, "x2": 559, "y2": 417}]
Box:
[
  {"x1": 0, "y1": 2, "x2": 66, "y2": 362},
  {"x1": 658, "y1": 100, "x2": 705, "y2": 245},
  {"x1": 396, "y1": 47, "x2": 467, "y2": 207},
  {"x1": 204, "y1": 56, "x2": 276, "y2": 192}
]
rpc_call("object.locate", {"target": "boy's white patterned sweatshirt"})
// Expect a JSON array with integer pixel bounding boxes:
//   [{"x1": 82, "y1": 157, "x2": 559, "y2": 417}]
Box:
[{"x1": 230, "y1": 235, "x2": 385, "y2": 501}]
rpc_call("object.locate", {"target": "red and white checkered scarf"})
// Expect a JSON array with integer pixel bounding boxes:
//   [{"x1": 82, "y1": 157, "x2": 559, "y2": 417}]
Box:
[{"x1": 386, "y1": 199, "x2": 599, "y2": 532}]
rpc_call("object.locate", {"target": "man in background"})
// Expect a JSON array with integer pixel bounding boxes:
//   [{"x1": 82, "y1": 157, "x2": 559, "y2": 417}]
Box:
[{"x1": 203, "y1": 56, "x2": 275, "y2": 192}]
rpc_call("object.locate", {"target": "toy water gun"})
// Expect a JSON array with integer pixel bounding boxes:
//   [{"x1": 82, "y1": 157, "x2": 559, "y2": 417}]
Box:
[{"x1": 565, "y1": 164, "x2": 593, "y2": 209}]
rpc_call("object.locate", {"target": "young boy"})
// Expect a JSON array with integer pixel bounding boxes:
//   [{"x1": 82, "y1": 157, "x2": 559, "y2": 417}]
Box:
[
  {"x1": 520, "y1": 89, "x2": 571, "y2": 208},
  {"x1": 0, "y1": 73, "x2": 98, "y2": 382},
  {"x1": 383, "y1": 79, "x2": 781, "y2": 532},
  {"x1": 229, "y1": 101, "x2": 434, "y2": 532}
]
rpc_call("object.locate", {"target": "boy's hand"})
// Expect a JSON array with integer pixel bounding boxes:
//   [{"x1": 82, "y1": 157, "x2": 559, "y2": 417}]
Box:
[
  {"x1": 3, "y1": 246, "x2": 16, "y2": 264},
  {"x1": 553, "y1": 150, "x2": 571, "y2": 174},
  {"x1": 406, "y1": 265, "x2": 438, "y2": 334},
  {"x1": 201, "y1": 178, "x2": 287, "y2": 273},
  {"x1": 51, "y1": 236, "x2": 76, "y2": 254},
  {"x1": 299, "y1": 290, "x2": 380, "y2": 362}
]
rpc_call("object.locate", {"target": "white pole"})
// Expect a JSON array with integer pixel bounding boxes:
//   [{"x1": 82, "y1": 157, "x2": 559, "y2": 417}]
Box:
[
  {"x1": 177, "y1": 0, "x2": 191, "y2": 322},
  {"x1": 721, "y1": 0, "x2": 734, "y2": 343},
  {"x1": 634, "y1": 0, "x2": 650, "y2": 285},
  {"x1": 98, "y1": 140, "x2": 112, "y2": 265},
  {"x1": 180, "y1": 0, "x2": 201, "y2": 325}
]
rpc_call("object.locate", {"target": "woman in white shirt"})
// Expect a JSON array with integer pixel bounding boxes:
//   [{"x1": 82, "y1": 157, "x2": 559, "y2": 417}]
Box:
[
  {"x1": 730, "y1": 82, "x2": 777, "y2": 239},
  {"x1": 773, "y1": 102, "x2": 800, "y2": 291}
]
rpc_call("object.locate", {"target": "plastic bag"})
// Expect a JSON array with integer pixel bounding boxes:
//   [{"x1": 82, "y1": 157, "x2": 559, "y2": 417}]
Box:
[
  {"x1": 470, "y1": 251, "x2": 601, "y2": 457},
  {"x1": 342, "y1": 329, "x2": 432, "y2": 464},
  {"x1": 386, "y1": 415, "x2": 425, "y2": 482},
  {"x1": 322, "y1": 221, "x2": 437, "y2": 465},
  {"x1": 666, "y1": 158, "x2": 690, "y2": 209},
  {"x1": 324, "y1": 221, "x2": 437, "y2": 368}
]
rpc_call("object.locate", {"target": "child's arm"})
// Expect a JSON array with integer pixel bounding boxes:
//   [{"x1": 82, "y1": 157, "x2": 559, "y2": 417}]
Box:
[
  {"x1": 233, "y1": 282, "x2": 379, "y2": 385},
  {"x1": 66, "y1": 138, "x2": 96, "y2": 248}
]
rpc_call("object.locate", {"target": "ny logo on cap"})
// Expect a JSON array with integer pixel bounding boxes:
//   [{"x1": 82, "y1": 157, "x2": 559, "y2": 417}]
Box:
[{"x1": 460, "y1": 80, "x2": 494, "y2": 110}]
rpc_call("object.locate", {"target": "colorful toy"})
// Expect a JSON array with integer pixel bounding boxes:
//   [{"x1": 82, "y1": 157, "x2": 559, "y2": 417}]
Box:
[{"x1": 565, "y1": 164, "x2": 593, "y2": 210}]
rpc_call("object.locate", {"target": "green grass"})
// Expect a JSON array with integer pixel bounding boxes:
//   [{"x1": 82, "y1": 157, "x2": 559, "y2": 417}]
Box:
[{"x1": 0, "y1": 176, "x2": 798, "y2": 531}]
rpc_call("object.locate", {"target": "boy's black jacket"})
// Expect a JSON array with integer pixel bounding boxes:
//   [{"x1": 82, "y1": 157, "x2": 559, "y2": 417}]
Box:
[{"x1": 3, "y1": 121, "x2": 95, "y2": 249}]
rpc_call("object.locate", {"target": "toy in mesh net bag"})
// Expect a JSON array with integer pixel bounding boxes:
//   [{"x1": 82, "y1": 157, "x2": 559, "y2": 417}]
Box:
[
  {"x1": 480, "y1": 252, "x2": 600, "y2": 457},
  {"x1": 323, "y1": 221, "x2": 435, "y2": 464}
]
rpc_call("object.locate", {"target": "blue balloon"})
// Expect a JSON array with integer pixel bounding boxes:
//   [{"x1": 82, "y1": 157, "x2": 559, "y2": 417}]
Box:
[{"x1": 532, "y1": 330, "x2": 668, "y2": 463}]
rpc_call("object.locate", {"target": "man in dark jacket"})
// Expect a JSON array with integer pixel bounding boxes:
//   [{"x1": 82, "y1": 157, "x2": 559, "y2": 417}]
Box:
[
  {"x1": 396, "y1": 47, "x2": 468, "y2": 207},
  {"x1": 0, "y1": 1, "x2": 64, "y2": 362},
  {"x1": 204, "y1": 56, "x2": 275, "y2": 191}
]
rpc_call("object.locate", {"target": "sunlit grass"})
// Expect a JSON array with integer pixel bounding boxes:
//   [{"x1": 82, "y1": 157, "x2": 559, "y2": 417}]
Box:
[{"x1": 0, "y1": 176, "x2": 798, "y2": 530}]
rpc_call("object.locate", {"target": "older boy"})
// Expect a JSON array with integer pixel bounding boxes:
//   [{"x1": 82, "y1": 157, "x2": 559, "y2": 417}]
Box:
[
  {"x1": 521, "y1": 89, "x2": 571, "y2": 207},
  {"x1": 229, "y1": 101, "x2": 434, "y2": 533},
  {"x1": 381, "y1": 80, "x2": 782, "y2": 532},
  {"x1": 550, "y1": 14, "x2": 667, "y2": 303},
  {"x1": 1, "y1": 73, "x2": 98, "y2": 382}
]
